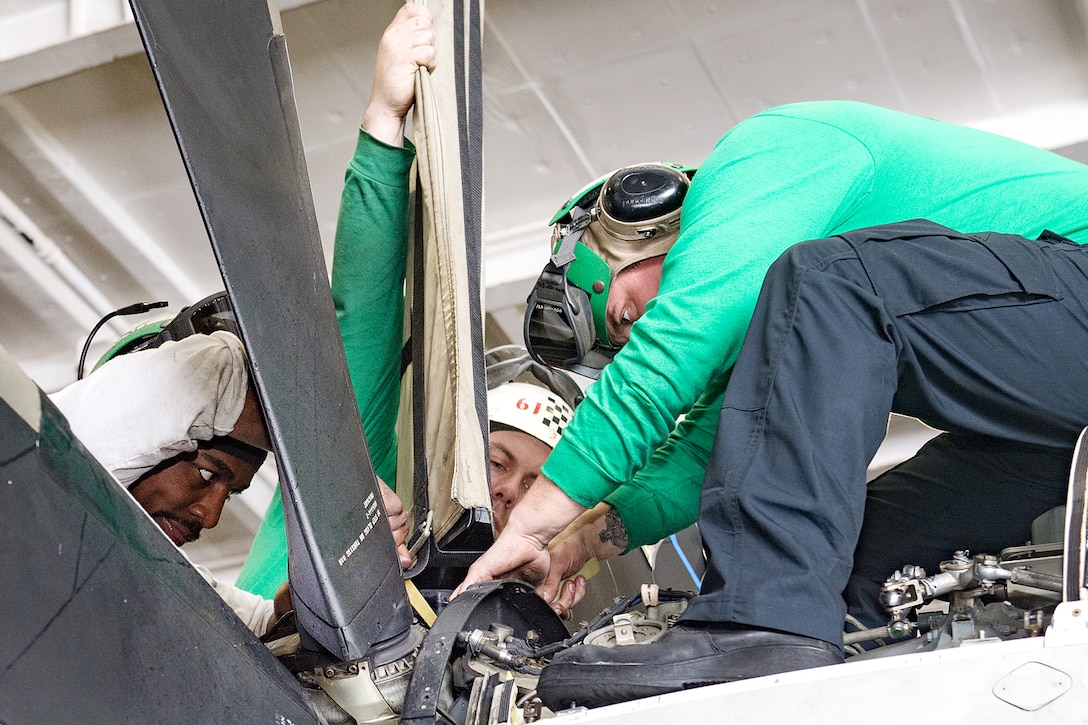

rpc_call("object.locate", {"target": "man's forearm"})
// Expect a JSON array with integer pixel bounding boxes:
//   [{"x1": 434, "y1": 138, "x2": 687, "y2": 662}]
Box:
[
  {"x1": 536, "y1": 503, "x2": 628, "y2": 607},
  {"x1": 553, "y1": 503, "x2": 628, "y2": 569},
  {"x1": 596, "y1": 506, "x2": 629, "y2": 555}
]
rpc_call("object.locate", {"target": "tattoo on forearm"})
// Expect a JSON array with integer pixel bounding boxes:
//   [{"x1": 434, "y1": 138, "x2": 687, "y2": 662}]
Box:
[{"x1": 598, "y1": 509, "x2": 629, "y2": 551}]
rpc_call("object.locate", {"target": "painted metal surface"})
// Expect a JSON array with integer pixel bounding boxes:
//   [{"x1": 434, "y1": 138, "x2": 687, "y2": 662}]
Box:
[
  {"x1": 553, "y1": 628, "x2": 1088, "y2": 723},
  {"x1": 0, "y1": 363, "x2": 322, "y2": 724},
  {"x1": 126, "y1": 0, "x2": 411, "y2": 660}
]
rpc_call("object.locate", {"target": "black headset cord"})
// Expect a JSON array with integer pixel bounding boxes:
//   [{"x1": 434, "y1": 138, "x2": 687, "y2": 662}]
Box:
[{"x1": 77, "y1": 301, "x2": 169, "y2": 380}]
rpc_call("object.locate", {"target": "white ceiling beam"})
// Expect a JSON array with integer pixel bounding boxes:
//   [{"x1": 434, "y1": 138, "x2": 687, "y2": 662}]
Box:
[
  {"x1": 0, "y1": 0, "x2": 138, "y2": 95},
  {"x1": 0, "y1": 0, "x2": 130, "y2": 62},
  {"x1": 0, "y1": 96, "x2": 204, "y2": 304},
  {"x1": 0, "y1": 183, "x2": 122, "y2": 327},
  {"x1": 0, "y1": 23, "x2": 139, "y2": 96},
  {"x1": 483, "y1": 218, "x2": 550, "y2": 290},
  {"x1": 0, "y1": 193, "x2": 103, "y2": 334},
  {"x1": 68, "y1": 0, "x2": 132, "y2": 37},
  {"x1": 0, "y1": 0, "x2": 325, "y2": 95},
  {"x1": 0, "y1": 180, "x2": 130, "y2": 391}
]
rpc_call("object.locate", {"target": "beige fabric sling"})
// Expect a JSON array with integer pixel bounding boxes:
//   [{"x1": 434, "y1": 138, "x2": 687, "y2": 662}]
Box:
[{"x1": 397, "y1": 0, "x2": 490, "y2": 550}]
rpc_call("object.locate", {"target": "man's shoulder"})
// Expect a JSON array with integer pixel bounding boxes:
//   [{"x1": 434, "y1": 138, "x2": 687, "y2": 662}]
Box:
[
  {"x1": 749, "y1": 100, "x2": 898, "y2": 127},
  {"x1": 714, "y1": 100, "x2": 889, "y2": 160}
]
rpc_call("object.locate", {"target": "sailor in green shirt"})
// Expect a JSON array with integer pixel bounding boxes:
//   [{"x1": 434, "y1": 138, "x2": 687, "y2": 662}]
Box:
[
  {"x1": 457, "y1": 101, "x2": 1088, "y2": 703},
  {"x1": 539, "y1": 102, "x2": 1088, "y2": 552}
]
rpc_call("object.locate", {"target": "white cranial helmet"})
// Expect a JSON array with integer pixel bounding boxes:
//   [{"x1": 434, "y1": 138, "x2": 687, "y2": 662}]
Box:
[{"x1": 487, "y1": 381, "x2": 573, "y2": 449}]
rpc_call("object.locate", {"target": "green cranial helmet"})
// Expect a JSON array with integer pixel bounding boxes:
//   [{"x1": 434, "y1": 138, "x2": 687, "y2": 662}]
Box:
[
  {"x1": 79, "y1": 291, "x2": 269, "y2": 474},
  {"x1": 91, "y1": 315, "x2": 173, "y2": 373},
  {"x1": 524, "y1": 163, "x2": 696, "y2": 379},
  {"x1": 82, "y1": 292, "x2": 238, "y2": 377},
  {"x1": 549, "y1": 162, "x2": 696, "y2": 347}
]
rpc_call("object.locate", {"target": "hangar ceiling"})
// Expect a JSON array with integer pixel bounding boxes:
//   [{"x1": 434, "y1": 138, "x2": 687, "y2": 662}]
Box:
[{"x1": 2, "y1": 0, "x2": 1086, "y2": 578}]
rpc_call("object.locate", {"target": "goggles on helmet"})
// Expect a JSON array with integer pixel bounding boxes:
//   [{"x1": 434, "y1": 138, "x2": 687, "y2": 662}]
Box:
[
  {"x1": 157, "y1": 292, "x2": 239, "y2": 342},
  {"x1": 523, "y1": 207, "x2": 618, "y2": 379},
  {"x1": 87, "y1": 292, "x2": 239, "y2": 375},
  {"x1": 524, "y1": 163, "x2": 695, "y2": 379}
]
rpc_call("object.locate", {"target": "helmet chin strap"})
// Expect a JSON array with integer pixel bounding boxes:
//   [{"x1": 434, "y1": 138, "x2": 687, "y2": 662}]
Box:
[{"x1": 550, "y1": 206, "x2": 593, "y2": 268}]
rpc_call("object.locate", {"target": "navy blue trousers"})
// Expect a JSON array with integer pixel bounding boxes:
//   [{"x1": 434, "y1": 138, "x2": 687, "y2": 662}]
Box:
[{"x1": 682, "y1": 220, "x2": 1088, "y2": 646}]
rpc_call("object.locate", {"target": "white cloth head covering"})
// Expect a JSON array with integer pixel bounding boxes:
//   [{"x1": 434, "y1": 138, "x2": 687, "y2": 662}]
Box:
[{"x1": 50, "y1": 331, "x2": 250, "y2": 486}]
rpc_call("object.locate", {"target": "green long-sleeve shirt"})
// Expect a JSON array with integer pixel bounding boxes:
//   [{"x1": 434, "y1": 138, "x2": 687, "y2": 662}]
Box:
[
  {"x1": 553, "y1": 100, "x2": 1088, "y2": 550},
  {"x1": 236, "y1": 129, "x2": 413, "y2": 597}
]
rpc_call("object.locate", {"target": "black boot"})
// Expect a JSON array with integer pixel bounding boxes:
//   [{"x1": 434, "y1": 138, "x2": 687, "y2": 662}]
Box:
[{"x1": 537, "y1": 621, "x2": 843, "y2": 710}]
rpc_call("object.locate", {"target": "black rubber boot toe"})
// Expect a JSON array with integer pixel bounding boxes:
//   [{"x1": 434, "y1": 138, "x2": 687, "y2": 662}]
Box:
[{"x1": 537, "y1": 622, "x2": 843, "y2": 710}]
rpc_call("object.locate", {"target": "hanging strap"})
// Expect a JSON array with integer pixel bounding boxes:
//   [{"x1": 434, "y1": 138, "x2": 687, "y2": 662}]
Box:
[
  {"x1": 455, "y1": 0, "x2": 488, "y2": 445},
  {"x1": 400, "y1": 0, "x2": 490, "y2": 578}
]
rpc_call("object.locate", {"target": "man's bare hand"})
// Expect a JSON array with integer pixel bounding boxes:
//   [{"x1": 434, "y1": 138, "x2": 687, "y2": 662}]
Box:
[
  {"x1": 363, "y1": 3, "x2": 435, "y2": 145},
  {"x1": 453, "y1": 477, "x2": 587, "y2": 598},
  {"x1": 454, "y1": 534, "x2": 553, "y2": 599},
  {"x1": 536, "y1": 517, "x2": 597, "y2": 604},
  {"x1": 550, "y1": 575, "x2": 587, "y2": 621},
  {"x1": 379, "y1": 479, "x2": 412, "y2": 569}
]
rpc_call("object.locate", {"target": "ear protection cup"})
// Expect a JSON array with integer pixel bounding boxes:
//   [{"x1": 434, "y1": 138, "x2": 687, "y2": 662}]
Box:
[{"x1": 600, "y1": 164, "x2": 689, "y2": 226}]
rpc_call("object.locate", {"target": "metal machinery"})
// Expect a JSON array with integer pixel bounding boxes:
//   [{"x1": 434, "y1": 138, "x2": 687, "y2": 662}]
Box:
[{"x1": 529, "y1": 433, "x2": 1088, "y2": 723}]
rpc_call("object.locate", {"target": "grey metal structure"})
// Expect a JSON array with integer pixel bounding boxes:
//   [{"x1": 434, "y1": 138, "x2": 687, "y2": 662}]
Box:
[
  {"x1": 126, "y1": 0, "x2": 411, "y2": 661},
  {"x1": 0, "y1": 349, "x2": 326, "y2": 723},
  {"x1": 1064, "y1": 426, "x2": 1088, "y2": 602}
]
